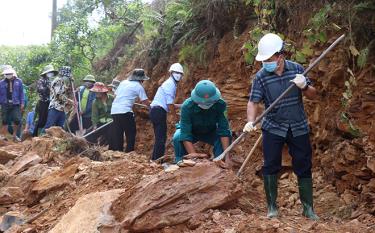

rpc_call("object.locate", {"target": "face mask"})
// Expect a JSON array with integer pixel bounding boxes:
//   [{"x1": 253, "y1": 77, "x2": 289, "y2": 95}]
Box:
[
  {"x1": 85, "y1": 82, "x2": 94, "y2": 88},
  {"x1": 46, "y1": 72, "x2": 55, "y2": 78},
  {"x1": 262, "y1": 61, "x2": 278, "y2": 72},
  {"x1": 172, "y1": 73, "x2": 183, "y2": 82},
  {"x1": 198, "y1": 103, "x2": 214, "y2": 109},
  {"x1": 4, "y1": 74, "x2": 13, "y2": 79}
]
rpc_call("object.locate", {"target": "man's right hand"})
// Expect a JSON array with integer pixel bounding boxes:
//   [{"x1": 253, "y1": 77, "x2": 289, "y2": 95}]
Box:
[{"x1": 243, "y1": 121, "x2": 257, "y2": 133}]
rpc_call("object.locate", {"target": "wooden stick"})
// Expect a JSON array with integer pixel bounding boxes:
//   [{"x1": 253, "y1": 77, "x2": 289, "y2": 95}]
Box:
[{"x1": 237, "y1": 134, "x2": 262, "y2": 176}]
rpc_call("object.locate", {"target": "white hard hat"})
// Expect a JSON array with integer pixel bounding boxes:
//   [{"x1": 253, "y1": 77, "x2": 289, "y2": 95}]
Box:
[
  {"x1": 2, "y1": 67, "x2": 16, "y2": 75},
  {"x1": 169, "y1": 63, "x2": 184, "y2": 74},
  {"x1": 255, "y1": 33, "x2": 284, "y2": 61}
]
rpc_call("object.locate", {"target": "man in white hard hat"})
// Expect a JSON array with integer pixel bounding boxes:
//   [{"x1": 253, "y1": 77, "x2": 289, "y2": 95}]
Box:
[
  {"x1": 0, "y1": 66, "x2": 24, "y2": 142},
  {"x1": 243, "y1": 33, "x2": 319, "y2": 220},
  {"x1": 149, "y1": 63, "x2": 183, "y2": 161}
]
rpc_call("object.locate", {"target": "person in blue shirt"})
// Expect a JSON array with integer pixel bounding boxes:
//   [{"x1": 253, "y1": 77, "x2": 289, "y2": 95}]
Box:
[
  {"x1": 23, "y1": 109, "x2": 35, "y2": 139},
  {"x1": 172, "y1": 80, "x2": 232, "y2": 167},
  {"x1": 8, "y1": 83, "x2": 28, "y2": 138},
  {"x1": 0, "y1": 66, "x2": 24, "y2": 142},
  {"x1": 149, "y1": 63, "x2": 183, "y2": 161},
  {"x1": 243, "y1": 33, "x2": 318, "y2": 220}
]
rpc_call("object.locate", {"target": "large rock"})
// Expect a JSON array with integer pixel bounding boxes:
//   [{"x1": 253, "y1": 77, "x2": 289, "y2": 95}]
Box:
[
  {"x1": 30, "y1": 137, "x2": 57, "y2": 162},
  {"x1": 29, "y1": 158, "x2": 83, "y2": 202},
  {"x1": 6, "y1": 164, "x2": 57, "y2": 192},
  {"x1": 0, "y1": 187, "x2": 24, "y2": 205},
  {"x1": 49, "y1": 189, "x2": 124, "y2": 233},
  {"x1": 0, "y1": 148, "x2": 20, "y2": 164},
  {"x1": 9, "y1": 153, "x2": 42, "y2": 175},
  {"x1": 0, "y1": 164, "x2": 9, "y2": 182},
  {"x1": 110, "y1": 162, "x2": 243, "y2": 232}
]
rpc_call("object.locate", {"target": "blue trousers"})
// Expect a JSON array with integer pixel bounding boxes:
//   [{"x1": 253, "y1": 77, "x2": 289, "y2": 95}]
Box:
[
  {"x1": 44, "y1": 108, "x2": 66, "y2": 130},
  {"x1": 173, "y1": 129, "x2": 230, "y2": 163},
  {"x1": 262, "y1": 129, "x2": 312, "y2": 178}
]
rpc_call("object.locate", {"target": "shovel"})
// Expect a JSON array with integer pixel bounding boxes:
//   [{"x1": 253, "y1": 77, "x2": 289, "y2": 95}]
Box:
[
  {"x1": 83, "y1": 120, "x2": 113, "y2": 139},
  {"x1": 214, "y1": 34, "x2": 345, "y2": 162},
  {"x1": 70, "y1": 81, "x2": 84, "y2": 137}
]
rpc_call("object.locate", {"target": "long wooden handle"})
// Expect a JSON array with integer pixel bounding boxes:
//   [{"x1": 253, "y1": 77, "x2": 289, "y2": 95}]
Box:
[{"x1": 237, "y1": 134, "x2": 262, "y2": 176}]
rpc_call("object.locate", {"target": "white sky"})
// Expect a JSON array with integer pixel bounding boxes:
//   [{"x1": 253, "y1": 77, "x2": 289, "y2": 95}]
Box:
[
  {"x1": 0, "y1": 0, "x2": 68, "y2": 46},
  {"x1": 0, "y1": 0, "x2": 153, "y2": 46}
]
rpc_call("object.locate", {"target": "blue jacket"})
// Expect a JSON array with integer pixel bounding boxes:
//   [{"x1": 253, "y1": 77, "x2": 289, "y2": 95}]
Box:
[{"x1": 0, "y1": 78, "x2": 25, "y2": 105}]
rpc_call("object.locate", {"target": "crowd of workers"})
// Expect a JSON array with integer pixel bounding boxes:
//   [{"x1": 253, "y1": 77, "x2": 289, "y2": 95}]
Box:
[{"x1": 0, "y1": 33, "x2": 319, "y2": 221}]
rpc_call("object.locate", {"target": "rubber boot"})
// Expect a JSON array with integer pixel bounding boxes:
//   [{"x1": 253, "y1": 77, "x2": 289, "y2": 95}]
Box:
[
  {"x1": 298, "y1": 178, "x2": 319, "y2": 220},
  {"x1": 263, "y1": 175, "x2": 278, "y2": 218}
]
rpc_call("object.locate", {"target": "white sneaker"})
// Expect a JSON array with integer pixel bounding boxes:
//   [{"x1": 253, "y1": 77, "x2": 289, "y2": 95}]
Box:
[{"x1": 13, "y1": 136, "x2": 21, "y2": 142}]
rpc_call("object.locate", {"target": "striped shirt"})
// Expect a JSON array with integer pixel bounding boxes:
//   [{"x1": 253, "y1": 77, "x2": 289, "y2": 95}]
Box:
[{"x1": 249, "y1": 60, "x2": 312, "y2": 138}]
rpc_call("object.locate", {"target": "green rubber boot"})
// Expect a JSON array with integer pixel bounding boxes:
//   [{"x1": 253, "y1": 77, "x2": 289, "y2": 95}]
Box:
[
  {"x1": 298, "y1": 178, "x2": 319, "y2": 221},
  {"x1": 263, "y1": 175, "x2": 278, "y2": 218}
]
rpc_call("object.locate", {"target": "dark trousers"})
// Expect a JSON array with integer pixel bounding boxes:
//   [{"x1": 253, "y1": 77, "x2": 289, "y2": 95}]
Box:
[
  {"x1": 69, "y1": 116, "x2": 92, "y2": 133},
  {"x1": 1, "y1": 104, "x2": 21, "y2": 125},
  {"x1": 262, "y1": 129, "x2": 312, "y2": 178},
  {"x1": 86, "y1": 122, "x2": 112, "y2": 146},
  {"x1": 33, "y1": 100, "x2": 49, "y2": 136},
  {"x1": 109, "y1": 112, "x2": 136, "y2": 152},
  {"x1": 150, "y1": 106, "x2": 167, "y2": 160}
]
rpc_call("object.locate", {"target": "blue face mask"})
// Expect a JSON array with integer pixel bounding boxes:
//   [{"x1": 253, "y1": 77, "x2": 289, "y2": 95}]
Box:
[{"x1": 262, "y1": 61, "x2": 278, "y2": 72}]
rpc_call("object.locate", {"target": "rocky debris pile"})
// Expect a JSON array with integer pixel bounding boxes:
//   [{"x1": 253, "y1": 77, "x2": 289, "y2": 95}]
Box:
[{"x1": 47, "y1": 162, "x2": 242, "y2": 233}]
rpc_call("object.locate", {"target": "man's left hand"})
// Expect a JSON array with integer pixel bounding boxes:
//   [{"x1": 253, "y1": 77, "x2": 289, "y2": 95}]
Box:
[{"x1": 291, "y1": 74, "x2": 307, "y2": 89}]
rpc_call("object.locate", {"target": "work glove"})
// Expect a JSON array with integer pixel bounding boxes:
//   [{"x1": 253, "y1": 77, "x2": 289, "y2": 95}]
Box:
[
  {"x1": 291, "y1": 74, "x2": 307, "y2": 89},
  {"x1": 243, "y1": 121, "x2": 256, "y2": 133}
]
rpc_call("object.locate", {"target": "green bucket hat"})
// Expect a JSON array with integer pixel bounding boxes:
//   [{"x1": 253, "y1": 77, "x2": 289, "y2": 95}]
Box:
[
  {"x1": 83, "y1": 74, "x2": 96, "y2": 82},
  {"x1": 191, "y1": 80, "x2": 221, "y2": 104},
  {"x1": 128, "y1": 69, "x2": 150, "y2": 81},
  {"x1": 40, "y1": 64, "x2": 58, "y2": 76}
]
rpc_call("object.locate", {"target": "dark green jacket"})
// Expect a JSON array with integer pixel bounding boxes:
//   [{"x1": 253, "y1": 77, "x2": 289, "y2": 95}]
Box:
[
  {"x1": 91, "y1": 94, "x2": 114, "y2": 127},
  {"x1": 179, "y1": 97, "x2": 231, "y2": 141}
]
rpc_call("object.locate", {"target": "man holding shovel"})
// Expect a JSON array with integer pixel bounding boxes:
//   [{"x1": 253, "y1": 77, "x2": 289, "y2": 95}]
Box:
[
  {"x1": 69, "y1": 75, "x2": 96, "y2": 134},
  {"x1": 243, "y1": 33, "x2": 318, "y2": 220}
]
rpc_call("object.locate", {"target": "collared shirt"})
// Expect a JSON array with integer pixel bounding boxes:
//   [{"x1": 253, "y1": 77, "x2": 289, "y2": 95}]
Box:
[
  {"x1": 92, "y1": 94, "x2": 114, "y2": 127},
  {"x1": 178, "y1": 97, "x2": 232, "y2": 142},
  {"x1": 150, "y1": 77, "x2": 177, "y2": 112},
  {"x1": 49, "y1": 76, "x2": 68, "y2": 112},
  {"x1": 249, "y1": 60, "x2": 312, "y2": 138},
  {"x1": 111, "y1": 80, "x2": 148, "y2": 114},
  {"x1": 36, "y1": 77, "x2": 51, "y2": 102},
  {"x1": 0, "y1": 78, "x2": 24, "y2": 105}
]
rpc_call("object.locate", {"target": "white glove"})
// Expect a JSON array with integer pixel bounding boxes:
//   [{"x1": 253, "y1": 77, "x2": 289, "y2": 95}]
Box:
[
  {"x1": 243, "y1": 122, "x2": 256, "y2": 133},
  {"x1": 291, "y1": 74, "x2": 307, "y2": 89}
]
